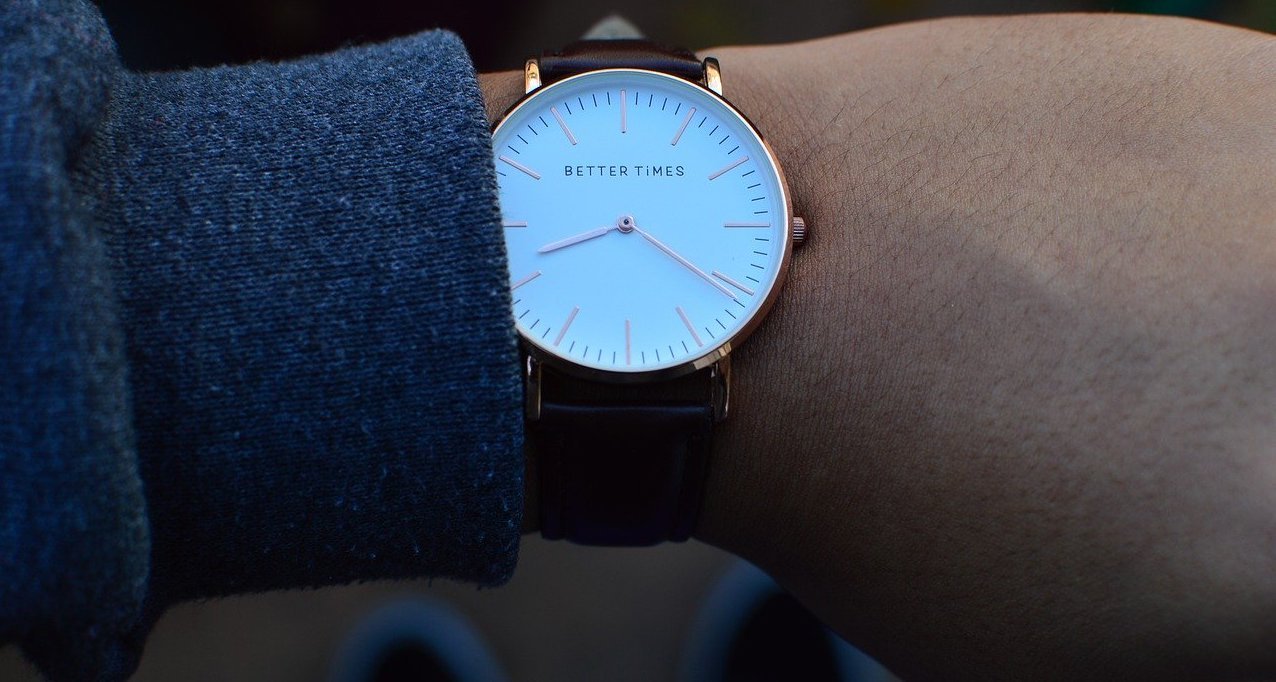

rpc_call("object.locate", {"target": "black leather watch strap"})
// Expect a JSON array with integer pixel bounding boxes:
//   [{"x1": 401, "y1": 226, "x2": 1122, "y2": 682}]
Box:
[
  {"x1": 527, "y1": 40, "x2": 716, "y2": 546},
  {"x1": 533, "y1": 397, "x2": 713, "y2": 546},
  {"x1": 538, "y1": 39, "x2": 704, "y2": 85}
]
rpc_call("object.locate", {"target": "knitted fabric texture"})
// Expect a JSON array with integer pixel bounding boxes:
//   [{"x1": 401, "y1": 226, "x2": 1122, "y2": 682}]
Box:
[{"x1": 1, "y1": 1, "x2": 524, "y2": 679}]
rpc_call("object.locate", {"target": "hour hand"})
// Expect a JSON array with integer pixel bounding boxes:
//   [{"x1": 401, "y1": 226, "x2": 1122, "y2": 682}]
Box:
[{"x1": 537, "y1": 226, "x2": 613, "y2": 253}]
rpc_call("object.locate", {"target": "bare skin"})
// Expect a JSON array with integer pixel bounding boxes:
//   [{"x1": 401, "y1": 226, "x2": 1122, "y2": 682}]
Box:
[{"x1": 482, "y1": 15, "x2": 1276, "y2": 681}]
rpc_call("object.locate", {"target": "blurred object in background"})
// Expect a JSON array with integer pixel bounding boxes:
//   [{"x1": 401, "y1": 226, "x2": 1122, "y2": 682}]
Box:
[
  {"x1": 95, "y1": 0, "x2": 1275, "y2": 73},
  {"x1": 678, "y1": 561, "x2": 899, "y2": 682},
  {"x1": 327, "y1": 598, "x2": 510, "y2": 682}
]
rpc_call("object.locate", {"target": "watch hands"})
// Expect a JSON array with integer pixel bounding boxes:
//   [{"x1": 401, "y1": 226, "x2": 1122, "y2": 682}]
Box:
[
  {"x1": 536, "y1": 225, "x2": 613, "y2": 253},
  {"x1": 631, "y1": 224, "x2": 738, "y2": 300},
  {"x1": 534, "y1": 216, "x2": 737, "y2": 301}
]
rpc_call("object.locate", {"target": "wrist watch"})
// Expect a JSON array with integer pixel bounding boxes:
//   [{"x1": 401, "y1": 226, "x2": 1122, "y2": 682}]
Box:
[{"x1": 491, "y1": 39, "x2": 805, "y2": 546}]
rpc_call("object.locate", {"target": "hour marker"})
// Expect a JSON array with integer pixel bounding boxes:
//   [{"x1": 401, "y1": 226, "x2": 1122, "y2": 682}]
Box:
[
  {"x1": 677, "y1": 306, "x2": 704, "y2": 347},
  {"x1": 708, "y1": 156, "x2": 749, "y2": 181},
  {"x1": 723, "y1": 221, "x2": 771, "y2": 228},
  {"x1": 670, "y1": 107, "x2": 696, "y2": 146},
  {"x1": 511, "y1": 270, "x2": 542, "y2": 291},
  {"x1": 503, "y1": 220, "x2": 528, "y2": 228},
  {"x1": 712, "y1": 271, "x2": 755, "y2": 296},
  {"x1": 620, "y1": 89, "x2": 627, "y2": 133},
  {"x1": 553, "y1": 306, "x2": 579, "y2": 347},
  {"x1": 551, "y1": 106, "x2": 577, "y2": 145},
  {"x1": 499, "y1": 155, "x2": 541, "y2": 180},
  {"x1": 625, "y1": 319, "x2": 632, "y2": 365}
]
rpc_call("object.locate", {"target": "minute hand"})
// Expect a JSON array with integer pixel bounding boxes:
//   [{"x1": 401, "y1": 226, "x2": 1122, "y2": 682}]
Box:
[{"x1": 632, "y1": 226, "x2": 737, "y2": 300}]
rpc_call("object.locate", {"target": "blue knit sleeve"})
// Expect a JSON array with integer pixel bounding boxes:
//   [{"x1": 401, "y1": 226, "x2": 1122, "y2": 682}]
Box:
[{"x1": 1, "y1": 1, "x2": 524, "y2": 679}]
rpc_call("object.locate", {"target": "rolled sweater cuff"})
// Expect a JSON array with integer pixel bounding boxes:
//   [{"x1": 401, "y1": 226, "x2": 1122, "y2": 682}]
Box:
[
  {"x1": 83, "y1": 32, "x2": 524, "y2": 600},
  {"x1": 2, "y1": 1, "x2": 147, "y2": 679},
  {"x1": 5, "y1": 2, "x2": 523, "y2": 678}
]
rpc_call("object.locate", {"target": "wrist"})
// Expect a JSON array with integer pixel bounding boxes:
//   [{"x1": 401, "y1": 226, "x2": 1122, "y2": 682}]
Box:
[
  {"x1": 478, "y1": 69, "x2": 523, "y2": 126},
  {"x1": 693, "y1": 19, "x2": 1276, "y2": 680}
]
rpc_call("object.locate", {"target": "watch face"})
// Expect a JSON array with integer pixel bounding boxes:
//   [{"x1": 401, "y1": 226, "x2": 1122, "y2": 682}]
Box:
[{"x1": 493, "y1": 68, "x2": 791, "y2": 379}]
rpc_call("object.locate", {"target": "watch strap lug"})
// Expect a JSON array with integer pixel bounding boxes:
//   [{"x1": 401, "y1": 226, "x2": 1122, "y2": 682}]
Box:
[
  {"x1": 702, "y1": 57, "x2": 722, "y2": 96},
  {"x1": 524, "y1": 59, "x2": 542, "y2": 94},
  {"x1": 710, "y1": 356, "x2": 731, "y2": 422},
  {"x1": 524, "y1": 353, "x2": 542, "y2": 421}
]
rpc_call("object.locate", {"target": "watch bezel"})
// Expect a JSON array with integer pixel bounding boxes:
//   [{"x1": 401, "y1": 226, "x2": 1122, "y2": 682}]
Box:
[{"x1": 492, "y1": 67, "x2": 793, "y2": 385}]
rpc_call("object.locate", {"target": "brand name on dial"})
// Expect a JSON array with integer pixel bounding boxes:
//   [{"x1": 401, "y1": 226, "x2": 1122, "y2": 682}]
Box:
[{"x1": 563, "y1": 165, "x2": 686, "y2": 177}]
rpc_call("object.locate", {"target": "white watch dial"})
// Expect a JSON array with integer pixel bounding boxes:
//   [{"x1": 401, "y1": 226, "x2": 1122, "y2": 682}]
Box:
[{"x1": 493, "y1": 68, "x2": 790, "y2": 375}]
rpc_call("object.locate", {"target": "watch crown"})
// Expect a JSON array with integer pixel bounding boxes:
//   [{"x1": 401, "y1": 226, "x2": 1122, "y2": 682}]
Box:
[{"x1": 791, "y1": 216, "x2": 807, "y2": 246}]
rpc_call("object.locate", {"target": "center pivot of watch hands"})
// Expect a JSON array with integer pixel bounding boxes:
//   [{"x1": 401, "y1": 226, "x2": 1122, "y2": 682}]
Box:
[{"x1": 616, "y1": 215, "x2": 636, "y2": 234}]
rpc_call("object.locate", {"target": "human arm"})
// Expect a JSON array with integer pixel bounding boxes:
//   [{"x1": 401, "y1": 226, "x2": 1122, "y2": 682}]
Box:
[
  {"x1": 701, "y1": 16, "x2": 1276, "y2": 682},
  {"x1": 481, "y1": 14, "x2": 1276, "y2": 681}
]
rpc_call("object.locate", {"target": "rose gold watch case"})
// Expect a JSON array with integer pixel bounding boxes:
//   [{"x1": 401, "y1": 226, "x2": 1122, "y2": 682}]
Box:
[{"x1": 492, "y1": 64, "x2": 796, "y2": 388}]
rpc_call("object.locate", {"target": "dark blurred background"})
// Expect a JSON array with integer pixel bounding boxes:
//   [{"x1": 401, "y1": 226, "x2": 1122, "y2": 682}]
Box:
[
  {"x1": 0, "y1": 2, "x2": 1268, "y2": 682},
  {"x1": 97, "y1": 0, "x2": 1275, "y2": 73}
]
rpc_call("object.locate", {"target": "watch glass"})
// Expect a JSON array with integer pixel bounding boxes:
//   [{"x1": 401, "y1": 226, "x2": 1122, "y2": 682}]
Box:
[{"x1": 493, "y1": 69, "x2": 790, "y2": 377}]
